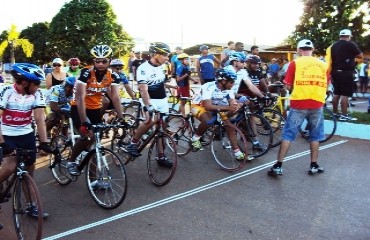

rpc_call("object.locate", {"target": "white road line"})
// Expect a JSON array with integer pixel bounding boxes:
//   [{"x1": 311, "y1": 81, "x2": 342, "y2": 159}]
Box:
[{"x1": 43, "y1": 140, "x2": 347, "y2": 240}]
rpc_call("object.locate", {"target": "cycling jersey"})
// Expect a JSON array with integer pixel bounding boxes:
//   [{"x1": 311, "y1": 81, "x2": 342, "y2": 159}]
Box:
[
  {"x1": 67, "y1": 67, "x2": 81, "y2": 78},
  {"x1": 198, "y1": 55, "x2": 218, "y2": 80},
  {"x1": 137, "y1": 61, "x2": 166, "y2": 99},
  {"x1": 193, "y1": 81, "x2": 234, "y2": 106},
  {"x1": 238, "y1": 69, "x2": 260, "y2": 97},
  {"x1": 71, "y1": 67, "x2": 120, "y2": 109},
  {"x1": 0, "y1": 84, "x2": 46, "y2": 136},
  {"x1": 118, "y1": 72, "x2": 129, "y2": 84},
  {"x1": 49, "y1": 84, "x2": 73, "y2": 108}
]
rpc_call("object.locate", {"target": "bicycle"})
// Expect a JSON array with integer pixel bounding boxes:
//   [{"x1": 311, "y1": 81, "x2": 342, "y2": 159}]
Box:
[
  {"x1": 111, "y1": 106, "x2": 178, "y2": 186},
  {"x1": 0, "y1": 148, "x2": 45, "y2": 240},
  {"x1": 49, "y1": 122, "x2": 128, "y2": 209}
]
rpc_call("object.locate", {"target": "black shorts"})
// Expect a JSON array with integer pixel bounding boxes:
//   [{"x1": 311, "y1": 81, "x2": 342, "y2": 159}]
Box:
[
  {"x1": 3, "y1": 132, "x2": 36, "y2": 166},
  {"x1": 332, "y1": 70, "x2": 355, "y2": 97},
  {"x1": 71, "y1": 105, "x2": 103, "y2": 131}
]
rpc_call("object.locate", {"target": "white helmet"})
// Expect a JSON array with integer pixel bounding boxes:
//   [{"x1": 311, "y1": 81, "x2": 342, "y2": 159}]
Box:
[
  {"x1": 90, "y1": 45, "x2": 113, "y2": 58},
  {"x1": 110, "y1": 59, "x2": 124, "y2": 66}
]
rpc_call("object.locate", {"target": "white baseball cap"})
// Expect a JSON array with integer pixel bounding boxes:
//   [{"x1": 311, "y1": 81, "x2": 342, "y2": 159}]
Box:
[
  {"x1": 52, "y1": 58, "x2": 63, "y2": 64},
  {"x1": 339, "y1": 29, "x2": 352, "y2": 36},
  {"x1": 297, "y1": 39, "x2": 314, "y2": 49}
]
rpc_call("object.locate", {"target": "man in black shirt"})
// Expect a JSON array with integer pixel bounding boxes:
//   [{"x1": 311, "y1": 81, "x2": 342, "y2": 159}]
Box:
[{"x1": 327, "y1": 29, "x2": 363, "y2": 121}]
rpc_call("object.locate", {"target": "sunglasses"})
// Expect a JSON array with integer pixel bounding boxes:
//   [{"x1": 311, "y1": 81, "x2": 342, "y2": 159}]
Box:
[
  {"x1": 53, "y1": 63, "x2": 61, "y2": 67},
  {"x1": 95, "y1": 59, "x2": 109, "y2": 64},
  {"x1": 228, "y1": 81, "x2": 235, "y2": 84},
  {"x1": 71, "y1": 64, "x2": 79, "y2": 67},
  {"x1": 32, "y1": 81, "x2": 41, "y2": 86}
]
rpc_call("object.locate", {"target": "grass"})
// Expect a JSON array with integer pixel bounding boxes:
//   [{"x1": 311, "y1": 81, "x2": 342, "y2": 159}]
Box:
[{"x1": 350, "y1": 111, "x2": 370, "y2": 125}]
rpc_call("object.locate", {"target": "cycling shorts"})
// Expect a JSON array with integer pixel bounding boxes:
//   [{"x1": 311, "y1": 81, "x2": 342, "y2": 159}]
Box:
[{"x1": 3, "y1": 132, "x2": 36, "y2": 166}]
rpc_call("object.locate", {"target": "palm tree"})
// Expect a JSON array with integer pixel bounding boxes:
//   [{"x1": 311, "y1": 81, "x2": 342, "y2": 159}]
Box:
[{"x1": 0, "y1": 24, "x2": 34, "y2": 64}]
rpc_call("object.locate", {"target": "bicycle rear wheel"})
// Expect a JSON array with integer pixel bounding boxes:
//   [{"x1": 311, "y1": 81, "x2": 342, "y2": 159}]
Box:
[
  {"x1": 110, "y1": 114, "x2": 136, "y2": 158},
  {"x1": 86, "y1": 148, "x2": 127, "y2": 209},
  {"x1": 13, "y1": 174, "x2": 43, "y2": 240},
  {"x1": 147, "y1": 134, "x2": 178, "y2": 186},
  {"x1": 166, "y1": 115, "x2": 192, "y2": 156},
  {"x1": 259, "y1": 109, "x2": 285, "y2": 148},
  {"x1": 50, "y1": 135, "x2": 74, "y2": 185},
  {"x1": 211, "y1": 123, "x2": 248, "y2": 172},
  {"x1": 300, "y1": 107, "x2": 337, "y2": 143}
]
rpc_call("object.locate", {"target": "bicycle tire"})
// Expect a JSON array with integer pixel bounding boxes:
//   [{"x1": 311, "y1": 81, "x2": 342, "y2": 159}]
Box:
[
  {"x1": 259, "y1": 109, "x2": 285, "y2": 148},
  {"x1": 85, "y1": 148, "x2": 127, "y2": 209},
  {"x1": 211, "y1": 123, "x2": 248, "y2": 172},
  {"x1": 147, "y1": 134, "x2": 178, "y2": 186},
  {"x1": 49, "y1": 135, "x2": 74, "y2": 185},
  {"x1": 236, "y1": 113, "x2": 273, "y2": 158},
  {"x1": 300, "y1": 107, "x2": 337, "y2": 143},
  {"x1": 110, "y1": 114, "x2": 136, "y2": 156},
  {"x1": 123, "y1": 102, "x2": 142, "y2": 117},
  {"x1": 166, "y1": 115, "x2": 192, "y2": 156},
  {"x1": 13, "y1": 174, "x2": 43, "y2": 240}
]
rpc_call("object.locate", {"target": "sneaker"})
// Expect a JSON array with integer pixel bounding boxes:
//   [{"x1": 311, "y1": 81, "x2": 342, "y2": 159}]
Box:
[
  {"x1": 26, "y1": 205, "x2": 49, "y2": 219},
  {"x1": 126, "y1": 143, "x2": 141, "y2": 157},
  {"x1": 67, "y1": 162, "x2": 81, "y2": 176},
  {"x1": 155, "y1": 156, "x2": 173, "y2": 168},
  {"x1": 339, "y1": 114, "x2": 357, "y2": 121},
  {"x1": 267, "y1": 166, "x2": 283, "y2": 176},
  {"x1": 90, "y1": 180, "x2": 112, "y2": 191},
  {"x1": 192, "y1": 139, "x2": 203, "y2": 151},
  {"x1": 247, "y1": 155, "x2": 254, "y2": 161},
  {"x1": 200, "y1": 137, "x2": 208, "y2": 146},
  {"x1": 253, "y1": 142, "x2": 267, "y2": 151},
  {"x1": 234, "y1": 151, "x2": 245, "y2": 161},
  {"x1": 308, "y1": 165, "x2": 324, "y2": 175}
]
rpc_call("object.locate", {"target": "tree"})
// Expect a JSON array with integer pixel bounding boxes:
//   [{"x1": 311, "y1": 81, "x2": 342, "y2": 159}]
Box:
[
  {"x1": 288, "y1": 0, "x2": 369, "y2": 54},
  {"x1": 47, "y1": 0, "x2": 133, "y2": 63},
  {"x1": 0, "y1": 25, "x2": 34, "y2": 64}
]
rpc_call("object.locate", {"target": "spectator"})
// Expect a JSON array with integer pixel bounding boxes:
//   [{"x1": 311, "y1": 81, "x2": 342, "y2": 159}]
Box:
[
  {"x1": 221, "y1": 41, "x2": 235, "y2": 62},
  {"x1": 250, "y1": 45, "x2": 260, "y2": 56},
  {"x1": 132, "y1": 50, "x2": 147, "y2": 86},
  {"x1": 268, "y1": 39, "x2": 330, "y2": 176},
  {"x1": 278, "y1": 59, "x2": 290, "y2": 81},
  {"x1": 127, "y1": 50, "x2": 136, "y2": 89},
  {"x1": 326, "y1": 29, "x2": 363, "y2": 121},
  {"x1": 171, "y1": 46, "x2": 184, "y2": 78},
  {"x1": 45, "y1": 58, "x2": 67, "y2": 89},
  {"x1": 358, "y1": 58, "x2": 369, "y2": 98},
  {"x1": 221, "y1": 41, "x2": 245, "y2": 67},
  {"x1": 196, "y1": 45, "x2": 221, "y2": 84},
  {"x1": 267, "y1": 58, "x2": 280, "y2": 83}
]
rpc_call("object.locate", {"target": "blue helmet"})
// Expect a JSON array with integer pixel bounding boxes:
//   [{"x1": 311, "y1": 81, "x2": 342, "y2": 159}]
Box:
[
  {"x1": 11, "y1": 63, "x2": 45, "y2": 82},
  {"x1": 215, "y1": 68, "x2": 237, "y2": 81},
  {"x1": 65, "y1": 76, "x2": 76, "y2": 86},
  {"x1": 229, "y1": 52, "x2": 247, "y2": 63}
]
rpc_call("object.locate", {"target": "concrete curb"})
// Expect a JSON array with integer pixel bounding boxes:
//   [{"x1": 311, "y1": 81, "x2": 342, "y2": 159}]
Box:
[{"x1": 333, "y1": 121, "x2": 370, "y2": 140}]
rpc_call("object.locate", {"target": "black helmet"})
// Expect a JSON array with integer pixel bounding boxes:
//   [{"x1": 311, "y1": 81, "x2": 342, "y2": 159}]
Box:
[
  {"x1": 149, "y1": 42, "x2": 171, "y2": 54},
  {"x1": 247, "y1": 55, "x2": 261, "y2": 64}
]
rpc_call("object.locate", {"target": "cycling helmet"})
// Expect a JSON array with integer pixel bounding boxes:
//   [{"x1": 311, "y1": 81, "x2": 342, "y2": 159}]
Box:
[
  {"x1": 149, "y1": 42, "x2": 171, "y2": 54},
  {"x1": 90, "y1": 45, "x2": 113, "y2": 58},
  {"x1": 215, "y1": 68, "x2": 237, "y2": 81},
  {"x1": 110, "y1": 59, "x2": 124, "y2": 66},
  {"x1": 247, "y1": 55, "x2": 261, "y2": 64},
  {"x1": 65, "y1": 76, "x2": 76, "y2": 87},
  {"x1": 229, "y1": 52, "x2": 247, "y2": 63},
  {"x1": 177, "y1": 53, "x2": 189, "y2": 60},
  {"x1": 11, "y1": 63, "x2": 45, "y2": 82},
  {"x1": 68, "y1": 58, "x2": 81, "y2": 65}
]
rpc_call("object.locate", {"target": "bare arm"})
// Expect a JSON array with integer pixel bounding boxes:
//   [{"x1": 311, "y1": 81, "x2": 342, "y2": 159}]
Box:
[
  {"x1": 243, "y1": 79, "x2": 265, "y2": 98},
  {"x1": 139, "y1": 83, "x2": 151, "y2": 106},
  {"x1": 123, "y1": 83, "x2": 136, "y2": 99},
  {"x1": 109, "y1": 84, "x2": 124, "y2": 119},
  {"x1": 45, "y1": 73, "x2": 53, "y2": 89},
  {"x1": 75, "y1": 82, "x2": 88, "y2": 123},
  {"x1": 34, "y1": 108, "x2": 48, "y2": 142}
]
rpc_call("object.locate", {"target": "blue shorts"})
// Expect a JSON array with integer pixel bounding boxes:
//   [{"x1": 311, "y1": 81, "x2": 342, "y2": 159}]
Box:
[
  {"x1": 3, "y1": 132, "x2": 37, "y2": 166},
  {"x1": 282, "y1": 108, "x2": 324, "y2": 142}
]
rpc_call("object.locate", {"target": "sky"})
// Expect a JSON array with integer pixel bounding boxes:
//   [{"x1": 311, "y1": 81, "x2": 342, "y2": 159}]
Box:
[{"x1": 1, "y1": 0, "x2": 304, "y2": 50}]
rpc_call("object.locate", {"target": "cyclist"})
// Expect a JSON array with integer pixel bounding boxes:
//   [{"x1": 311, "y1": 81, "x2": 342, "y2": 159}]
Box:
[
  {"x1": 190, "y1": 68, "x2": 245, "y2": 160},
  {"x1": 110, "y1": 58, "x2": 136, "y2": 100},
  {"x1": 125, "y1": 42, "x2": 176, "y2": 168},
  {"x1": 66, "y1": 57, "x2": 81, "y2": 78},
  {"x1": 0, "y1": 63, "x2": 53, "y2": 218},
  {"x1": 45, "y1": 76, "x2": 75, "y2": 137},
  {"x1": 225, "y1": 53, "x2": 268, "y2": 151},
  {"x1": 67, "y1": 45, "x2": 125, "y2": 177}
]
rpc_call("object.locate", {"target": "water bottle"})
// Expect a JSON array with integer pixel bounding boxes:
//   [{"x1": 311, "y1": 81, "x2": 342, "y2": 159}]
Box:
[{"x1": 75, "y1": 150, "x2": 88, "y2": 165}]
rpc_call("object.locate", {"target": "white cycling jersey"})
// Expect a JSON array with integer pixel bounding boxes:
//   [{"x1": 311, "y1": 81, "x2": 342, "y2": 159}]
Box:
[
  {"x1": 0, "y1": 84, "x2": 46, "y2": 136},
  {"x1": 193, "y1": 81, "x2": 234, "y2": 106},
  {"x1": 137, "y1": 61, "x2": 167, "y2": 99}
]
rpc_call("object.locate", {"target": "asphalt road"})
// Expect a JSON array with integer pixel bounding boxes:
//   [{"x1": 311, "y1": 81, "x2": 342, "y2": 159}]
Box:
[{"x1": 1, "y1": 134, "x2": 370, "y2": 240}]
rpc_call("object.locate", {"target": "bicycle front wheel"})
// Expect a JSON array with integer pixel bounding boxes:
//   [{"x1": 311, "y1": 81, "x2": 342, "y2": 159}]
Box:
[
  {"x1": 211, "y1": 123, "x2": 248, "y2": 172},
  {"x1": 147, "y1": 134, "x2": 178, "y2": 186},
  {"x1": 166, "y1": 115, "x2": 192, "y2": 156},
  {"x1": 50, "y1": 135, "x2": 74, "y2": 185},
  {"x1": 13, "y1": 174, "x2": 43, "y2": 240},
  {"x1": 86, "y1": 148, "x2": 127, "y2": 209}
]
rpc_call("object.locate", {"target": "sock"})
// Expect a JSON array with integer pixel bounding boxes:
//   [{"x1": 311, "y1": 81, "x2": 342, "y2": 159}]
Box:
[
  {"x1": 274, "y1": 162, "x2": 282, "y2": 168},
  {"x1": 310, "y1": 162, "x2": 319, "y2": 168},
  {"x1": 252, "y1": 140, "x2": 259, "y2": 145},
  {"x1": 131, "y1": 138, "x2": 139, "y2": 145},
  {"x1": 192, "y1": 135, "x2": 200, "y2": 141}
]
